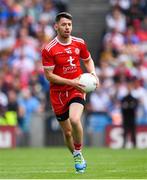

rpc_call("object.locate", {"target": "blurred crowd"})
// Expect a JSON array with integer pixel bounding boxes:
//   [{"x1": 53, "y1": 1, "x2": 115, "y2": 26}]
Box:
[
  {"x1": 0, "y1": 0, "x2": 69, "y2": 145},
  {"x1": 87, "y1": 0, "x2": 147, "y2": 126},
  {"x1": 1, "y1": 0, "x2": 147, "y2": 146}
]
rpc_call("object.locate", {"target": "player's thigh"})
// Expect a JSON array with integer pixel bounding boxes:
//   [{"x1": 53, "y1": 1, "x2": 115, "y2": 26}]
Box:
[{"x1": 69, "y1": 102, "x2": 84, "y2": 123}]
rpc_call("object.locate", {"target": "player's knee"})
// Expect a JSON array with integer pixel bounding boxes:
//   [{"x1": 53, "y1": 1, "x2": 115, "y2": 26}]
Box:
[
  {"x1": 64, "y1": 129, "x2": 72, "y2": 139},
  {"x1": 70, "y1": 116, "x2": 80, "y2": 126}
]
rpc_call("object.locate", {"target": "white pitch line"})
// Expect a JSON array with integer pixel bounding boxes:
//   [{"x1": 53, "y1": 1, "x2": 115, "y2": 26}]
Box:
[{"x1": 0, "y1": 169, "x2": 68, "y2": 174}]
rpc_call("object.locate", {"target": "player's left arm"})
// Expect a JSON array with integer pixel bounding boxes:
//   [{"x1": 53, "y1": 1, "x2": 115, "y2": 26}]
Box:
[
  {"x1": 83, "y1": 56, "x2": 96, "y2": 76},
  {"x1": 83, "y1": 57, "x2": 99, "y2": 88},
  {"x1": 80, "y1": 39, "x2": 99, "y2": 88}
]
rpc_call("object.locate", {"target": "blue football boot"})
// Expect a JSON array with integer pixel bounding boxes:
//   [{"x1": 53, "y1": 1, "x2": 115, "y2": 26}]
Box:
[{"x1": 73, "y1": 153, "x2": 87, "y2": 173}]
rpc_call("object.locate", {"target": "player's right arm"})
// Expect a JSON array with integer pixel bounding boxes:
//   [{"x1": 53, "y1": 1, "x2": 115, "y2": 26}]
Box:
[
  {"x1": 43, "y1": 67, "x2": 72, "y2": 85},
  {"x1": 42, "y1": 48, "x2": 84, "y2": 91},
  {"x1": 44, "y1": 68, "x2": 85, "y2": 92}
]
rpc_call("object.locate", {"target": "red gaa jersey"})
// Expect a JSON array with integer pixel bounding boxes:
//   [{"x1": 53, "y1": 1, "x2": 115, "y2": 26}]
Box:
[{"x1": 42, "y1": 36, "x2": 90, "y2": 91}]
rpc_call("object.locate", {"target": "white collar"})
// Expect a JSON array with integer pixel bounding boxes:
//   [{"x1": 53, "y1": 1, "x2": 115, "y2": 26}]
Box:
[{"x1": 56, "y1": 36, "x2": 72, "y2": 45}]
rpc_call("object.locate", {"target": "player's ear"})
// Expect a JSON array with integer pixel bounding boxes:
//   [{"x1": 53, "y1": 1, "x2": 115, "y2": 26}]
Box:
[{"x1": 54, "y1": 23, "x2": 58, "y2": 31}]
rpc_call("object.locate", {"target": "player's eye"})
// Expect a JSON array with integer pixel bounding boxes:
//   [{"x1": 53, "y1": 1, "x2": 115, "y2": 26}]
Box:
[{"x1": 61, "y1": 23, "x2": 71, "y2": 27}]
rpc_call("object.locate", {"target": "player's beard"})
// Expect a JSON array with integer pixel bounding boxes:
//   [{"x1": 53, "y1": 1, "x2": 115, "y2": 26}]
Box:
[
  {"x1": 60, "y1": 32, "x2": 71, "y2": 40},
  {"x1": 63, "y1": 34, "x2": 70, "y2": 38},
  {"x1": 63, "y1": 30, "x2": 71, "y2": 37},
  {"x1": 57, "y1": 28, "x2": 71, "y2": 42}
]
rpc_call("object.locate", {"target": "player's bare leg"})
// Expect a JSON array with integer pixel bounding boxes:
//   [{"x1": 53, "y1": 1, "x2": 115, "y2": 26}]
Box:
[
  {"x1": 69, "y1": 102, "x2": 86, "y2": 173},
  {"x1": 59, "y1": 119, "x2": 74, "y2": 153},
  {"x1": 69, "y1": 103, "x2": 83, "y2": 147},
  {"x1": 59, "y1": 103, "x2": 86, "y2": 173}
]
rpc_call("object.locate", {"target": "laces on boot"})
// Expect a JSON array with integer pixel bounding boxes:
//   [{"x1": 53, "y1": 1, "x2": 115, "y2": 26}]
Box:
[{"x1": 74, "y1": 154, "x2": 83, "y2": 164}]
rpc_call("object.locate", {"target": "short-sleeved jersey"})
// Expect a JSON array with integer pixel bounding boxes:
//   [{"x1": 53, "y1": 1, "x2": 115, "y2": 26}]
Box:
[{"x1": 42, "y1": 36, "x2": 90, "y2": 91}]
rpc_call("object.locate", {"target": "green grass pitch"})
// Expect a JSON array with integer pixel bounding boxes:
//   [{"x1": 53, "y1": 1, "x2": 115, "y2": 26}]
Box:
[{"x1": 0, "y1": 147, "x2": 147, "y2": 179}]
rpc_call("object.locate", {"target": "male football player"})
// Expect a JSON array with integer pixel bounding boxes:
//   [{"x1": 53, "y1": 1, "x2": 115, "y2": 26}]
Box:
[{"x1": 42, "y1": 12, "x2": 99, "y2": 173}]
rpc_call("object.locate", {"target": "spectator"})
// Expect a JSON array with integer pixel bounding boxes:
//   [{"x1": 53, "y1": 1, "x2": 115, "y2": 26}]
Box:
[
  {"x1": 141, "y1": 15, "x2": 147, "y2": 31},
  {"x1": 0, "y1": 89, "x2": 18, "y2": 126},
  {"x1": 105, "y1": 6, "x2": 127, "y2": 33},
  {"x1": 109, "y1": 0, "x2": 131, "y2": 13},
  {"x1": 37, "y1": 13, "x2": 55, "y2": 42},
  {"x1": 133, "y1": 19, "x2": 147, "y2": 42},
  {"x1": 132, "y1": 78, "x2": 147, "y2": 124},
  {"x1": 124, "y1": 26, "x2": 140, "y2": 44},
  {"x1": 120, "y1": 77, "x2": 138, "y2": 148},
  {"x1": 88, "y1": 88, "x2": 111, "y2": 113},
  {"x1": 41, "y1": 0, "x2": 58, "y2": 24},
  {"x1": 0, "y1": 27, "x2": 15, "y2": 51},
  {"x1": 127, "y1": 0, "x2": 144, "y2": 25},
  {"x1": 103, "y1": 28, "x2": 125, "y2": 52},
  {"x1": 17, "y1": 88, "x2": 43, "y2": 146}
]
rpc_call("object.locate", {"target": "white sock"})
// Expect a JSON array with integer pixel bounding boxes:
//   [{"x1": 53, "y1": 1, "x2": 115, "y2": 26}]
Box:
[{"x1": 73, "y1": 150, "x2": 81, "y2": 156}]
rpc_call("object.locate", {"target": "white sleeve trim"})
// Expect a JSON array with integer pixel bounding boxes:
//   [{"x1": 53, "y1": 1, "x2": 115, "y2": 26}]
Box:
[{"x1": 43, "y1": 65, "x2": 55, "y2": 70}]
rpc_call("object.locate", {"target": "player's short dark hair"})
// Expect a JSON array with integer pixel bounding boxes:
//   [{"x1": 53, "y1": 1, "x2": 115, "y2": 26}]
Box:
[{"x1": 55, "y1": 12, "x2": 72, "y2": 22}]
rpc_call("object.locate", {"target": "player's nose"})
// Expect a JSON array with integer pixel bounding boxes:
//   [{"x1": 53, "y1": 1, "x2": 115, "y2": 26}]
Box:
[{"x1": 66, "y1": 24, "x2": 70, "y2": 28}]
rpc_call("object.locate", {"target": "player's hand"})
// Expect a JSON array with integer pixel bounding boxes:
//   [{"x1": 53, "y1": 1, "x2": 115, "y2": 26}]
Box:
[
  {"x1": 70, "y1": 77, "x2": 86, "y2": 92},
  {"x1": 90, "y1": 72, "x2": 100, "y2": 88}
]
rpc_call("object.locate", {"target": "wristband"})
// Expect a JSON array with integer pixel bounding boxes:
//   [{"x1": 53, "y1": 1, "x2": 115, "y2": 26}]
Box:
[{"x1": 90, "y1": 71, "x2": 96, "y2": 76}]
